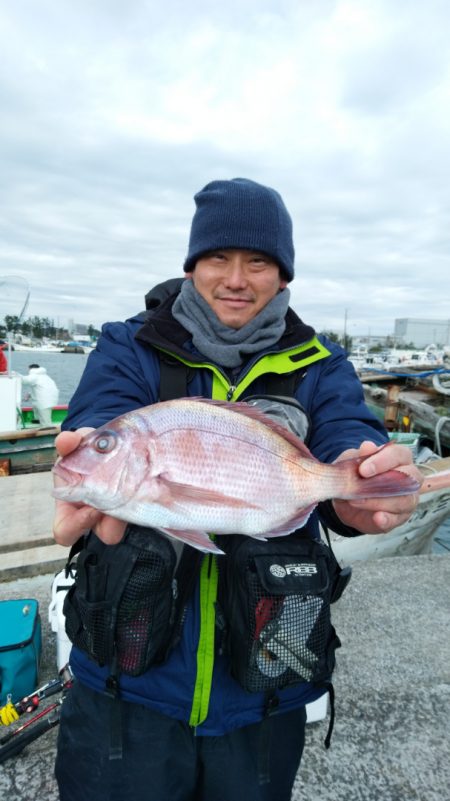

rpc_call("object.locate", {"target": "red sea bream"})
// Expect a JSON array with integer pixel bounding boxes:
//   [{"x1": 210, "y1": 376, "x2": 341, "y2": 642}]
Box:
[{"x1": 52, "y1": 398, "x2": 422, "y2": 554}]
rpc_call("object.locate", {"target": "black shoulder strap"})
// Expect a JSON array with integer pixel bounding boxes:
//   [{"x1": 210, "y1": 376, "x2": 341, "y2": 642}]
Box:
[
  {"x1": 158, "y1": 354, "x2": 190, "y2": 401},
  {"x1": 263, "y1": 370, "x2": 305, "y2": 397}
]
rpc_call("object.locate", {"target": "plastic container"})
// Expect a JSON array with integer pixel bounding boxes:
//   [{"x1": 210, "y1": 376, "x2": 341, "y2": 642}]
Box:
[
  {"x1": 0, "y1": 374, "x2": 22, "y2": 433},
  {"x1": 305, "y1": 692, "x2": 329, "y2": 723},
  {"x1": 388, "y1": 431, "x2": 421, "y2": 458},
  {"x1": 48, "y1": 568, "x2": 75, "y2": 671}
]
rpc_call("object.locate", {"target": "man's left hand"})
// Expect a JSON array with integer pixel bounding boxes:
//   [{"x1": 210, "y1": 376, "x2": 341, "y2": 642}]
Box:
[{"x1": 332, "y1": 440, "x2": 423, "y2": 535}]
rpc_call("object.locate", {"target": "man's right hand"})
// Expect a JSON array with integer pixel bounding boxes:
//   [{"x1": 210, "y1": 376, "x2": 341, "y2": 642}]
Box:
[{"x1": 53, "y1": 428, "x2": 126, "y2": 548}]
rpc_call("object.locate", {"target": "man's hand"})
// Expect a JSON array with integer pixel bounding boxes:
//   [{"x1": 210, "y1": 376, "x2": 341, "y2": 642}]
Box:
[
  {"x1": 53, "y1": 429, "x2": 126, "y2": 548},
  {"x1": 332, "y1": 440, "x2": 423, "y2": 535}
]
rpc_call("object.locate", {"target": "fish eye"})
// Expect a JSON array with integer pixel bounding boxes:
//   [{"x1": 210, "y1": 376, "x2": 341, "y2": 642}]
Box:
[{"x1": 93, "y1": 430, "x2": 117, "y2": 454}]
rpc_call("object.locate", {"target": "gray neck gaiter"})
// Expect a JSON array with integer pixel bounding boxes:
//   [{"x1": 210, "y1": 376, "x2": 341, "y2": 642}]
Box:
[{"x1": 172, "y1": 279, "x2": 290, "y2": 368}]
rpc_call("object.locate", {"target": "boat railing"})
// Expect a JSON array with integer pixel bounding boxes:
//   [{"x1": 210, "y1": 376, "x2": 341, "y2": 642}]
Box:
[{"x1": 434, "y1": 416, "x2": 450, "y2": 457}]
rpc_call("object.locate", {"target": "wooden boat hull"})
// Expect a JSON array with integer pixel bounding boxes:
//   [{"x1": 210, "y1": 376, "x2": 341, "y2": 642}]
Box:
[
  {"x1": 0, "y1": 406, "x2": 67, "y2": 475},
  {"x1": 0, "y1": 427, "x2": 61, "y2": 475}
]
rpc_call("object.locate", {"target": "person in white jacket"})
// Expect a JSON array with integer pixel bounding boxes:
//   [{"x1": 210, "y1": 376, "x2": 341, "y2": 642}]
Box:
[{"x1": 21, "y1": 364, "x2": 59, "y2": 427}]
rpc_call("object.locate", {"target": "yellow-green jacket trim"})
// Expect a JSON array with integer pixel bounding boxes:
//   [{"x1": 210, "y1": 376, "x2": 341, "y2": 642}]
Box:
[{"x1": 189, "y1": 554, "x2": 219, "y2": 726}]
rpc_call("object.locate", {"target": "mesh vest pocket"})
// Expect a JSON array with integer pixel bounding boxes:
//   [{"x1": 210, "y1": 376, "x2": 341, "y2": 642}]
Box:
[
  {"x1": 64, "y1": 526, "x2": 184, "y2": 676},
  {"x1": 218, "y1": 534, "x2": 342, "y2": 692},
  {"x1": 114, "y1": 545, "x2": 177, "y2": 675}
]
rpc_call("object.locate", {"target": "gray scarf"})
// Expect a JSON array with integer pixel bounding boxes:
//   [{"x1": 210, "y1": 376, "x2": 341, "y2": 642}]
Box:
[{"x1": 172, "y1": 279, "x2": 290, "y2": 368}]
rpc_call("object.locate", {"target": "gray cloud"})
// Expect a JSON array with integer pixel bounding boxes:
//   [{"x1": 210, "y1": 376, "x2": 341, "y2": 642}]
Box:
[{"x1": 1, "y1": 0, "x2": 449, "y2": 339}]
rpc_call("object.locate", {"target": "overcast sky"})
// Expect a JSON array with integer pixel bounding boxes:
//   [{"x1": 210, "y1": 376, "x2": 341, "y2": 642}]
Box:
[{"x1": 1, "y1": 0, "x2": 449, "y2": 338}]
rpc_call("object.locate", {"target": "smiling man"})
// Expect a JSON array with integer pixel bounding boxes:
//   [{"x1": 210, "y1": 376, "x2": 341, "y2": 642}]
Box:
[
  {"x1": 188, "y1": 249, "x2": 288, "y2": 328},
  {"x1": 53, "y1": 177, "x2": 421, "y2": 801}
]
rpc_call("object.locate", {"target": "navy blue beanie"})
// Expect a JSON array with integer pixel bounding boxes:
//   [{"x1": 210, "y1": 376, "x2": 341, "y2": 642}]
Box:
[{"x1": 183, "y1": 178, "x2": 295, "y2": 281}]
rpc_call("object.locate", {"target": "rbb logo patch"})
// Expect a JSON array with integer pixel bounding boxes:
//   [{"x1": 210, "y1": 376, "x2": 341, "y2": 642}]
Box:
[{"x1": 269, "y1": 563, "x2": 318, "y2": 578}]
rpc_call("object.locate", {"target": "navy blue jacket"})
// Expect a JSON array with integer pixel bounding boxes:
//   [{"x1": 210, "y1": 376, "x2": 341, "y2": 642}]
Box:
[{"x1": 63, "y1": 288, "x2": 387, "y2": 734}]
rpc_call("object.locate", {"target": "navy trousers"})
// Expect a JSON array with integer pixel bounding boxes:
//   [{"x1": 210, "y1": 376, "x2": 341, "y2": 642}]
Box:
[{"x1": 55, "y1": 682, "x2": 307, "y2": 801}]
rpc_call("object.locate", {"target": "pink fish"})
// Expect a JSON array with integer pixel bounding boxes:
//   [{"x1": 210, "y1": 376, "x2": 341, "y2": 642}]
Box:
[{"x1": 53, "y1": 398, "x2": 421, "y2": 554}]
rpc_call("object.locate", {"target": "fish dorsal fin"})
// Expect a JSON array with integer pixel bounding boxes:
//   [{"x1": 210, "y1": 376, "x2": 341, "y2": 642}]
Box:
[{"x1": 175, "y1": 397, "x2": 318, "y2": 462}]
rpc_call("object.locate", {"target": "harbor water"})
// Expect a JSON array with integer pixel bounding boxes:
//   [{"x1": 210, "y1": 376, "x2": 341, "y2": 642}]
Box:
[
  {"x1": 7, "y1": 349, "x2": 450, "y2": 554},
  {"x1": 9, "y1": 350, "x2": 89, "y2": 405}
]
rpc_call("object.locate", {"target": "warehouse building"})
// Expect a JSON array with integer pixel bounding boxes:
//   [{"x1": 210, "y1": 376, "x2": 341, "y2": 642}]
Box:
[{"x1": 394, "y1": 318, "x2": 450, "y2": 347}]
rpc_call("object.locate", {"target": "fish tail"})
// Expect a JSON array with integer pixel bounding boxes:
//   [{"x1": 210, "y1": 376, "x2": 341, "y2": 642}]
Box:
[{"x1": 335, "y1": 459, "x2": 421, "y2": 499}]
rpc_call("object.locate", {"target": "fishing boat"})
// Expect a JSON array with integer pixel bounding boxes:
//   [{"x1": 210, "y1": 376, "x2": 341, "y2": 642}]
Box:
[
  {"x1": 0, "y1": 374, "x2": 67, "y2": 476},
  {"x1": 351, "y1": 345, "x2": 450, "y2": 455},
  {"x1": 61, "y1": 342, "x2": 89, "y2": 354},
  {"x1": 351, "y1": 343, "x2": 447, "y2": 372},
  {"x1": 360, "y1": 374, "x2": 450, "y2": 452},
  {"x1": 0, "y1": 280, "x2": 69, "y2": 475},
  {"x1": 20, "y1": 405, "x2": 68, "y2": 426}
]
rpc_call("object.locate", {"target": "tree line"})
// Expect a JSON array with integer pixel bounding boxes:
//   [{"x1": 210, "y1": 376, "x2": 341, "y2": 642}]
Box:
[
  {"x1": 0, "y1": 315, "x2": 100, "y2": 341},
  {"x1": 6, "y1": 316, "x2": 414, "y2": 354}
]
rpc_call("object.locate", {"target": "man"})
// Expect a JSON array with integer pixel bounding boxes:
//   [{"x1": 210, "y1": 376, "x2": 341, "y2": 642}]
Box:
[
  {"x1": 21, "y1": 364, "x2": 59, "y2": 427},
  {"x1": 53, "y1": 178, "x2": 421, "y2": 801}
]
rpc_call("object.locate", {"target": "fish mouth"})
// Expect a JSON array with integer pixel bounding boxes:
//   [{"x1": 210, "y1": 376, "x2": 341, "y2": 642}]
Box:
[
  {"x1": 53, "y1": 460, "x2": 83, "y2": 487},
  {"x1": 52, "y1": 461, "x2": 126, "y2": 510}
]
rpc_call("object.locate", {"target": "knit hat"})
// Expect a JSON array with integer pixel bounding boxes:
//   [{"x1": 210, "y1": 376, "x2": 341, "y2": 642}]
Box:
[{"x1": 183, "y1": 178, "x2": 295, "y2": 281}]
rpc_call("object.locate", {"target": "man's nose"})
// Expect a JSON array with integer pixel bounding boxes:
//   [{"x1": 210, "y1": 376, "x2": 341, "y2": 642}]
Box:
[{"x1": 224, "y1": 257, "x2": 248, "y2": 287}]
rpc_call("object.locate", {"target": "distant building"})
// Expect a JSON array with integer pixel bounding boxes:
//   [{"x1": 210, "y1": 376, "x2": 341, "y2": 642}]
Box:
[
  {"x1": 354, "y1": 334, "x2": 390, "y2": 348},
  {"x1": 67, "y1": 320, "x2": 91, "y2": 337},
  {"x1": 70, "y1": 334, "x2": 92, "y2": 344},
  {"x1": 73, "y1": 323, "x2": 89, "y2": 336},
  {"x1": 394, "y1": 318, "x2": 450, "y2": 348}
]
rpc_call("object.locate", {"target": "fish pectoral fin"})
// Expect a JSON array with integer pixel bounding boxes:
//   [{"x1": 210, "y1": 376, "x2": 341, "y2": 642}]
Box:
[
  {"x1": 159, "y1": 527, "x2": 224, "y2": 554},
  {"x1": 263, "y1": 502, "x2": 318, "y2": 538},
  {"x1": 157, "y1": 476, "x2": 259, "y2": 509}
]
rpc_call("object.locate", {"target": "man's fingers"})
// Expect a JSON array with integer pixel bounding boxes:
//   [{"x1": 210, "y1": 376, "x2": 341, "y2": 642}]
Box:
[
  {"x1": 53, "y1": 501, "x2": 101, "y2": 546},
  {"x1": 55, "y1": 427, "x2": 94, "y2": 457},
  {"x1": 94, "y1": 517, "x2": 127, "y2": 545},
  {"x1": 358, "y1": 441, "x2": 414, "y2": 478}
]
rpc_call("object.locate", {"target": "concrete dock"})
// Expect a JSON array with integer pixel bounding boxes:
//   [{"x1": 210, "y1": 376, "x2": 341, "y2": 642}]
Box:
[
  {"x1": 1, "y1": 554, "x2": 449, "y2": 800},
  {"x1": 0, "y1": 471, "x2": 67, "y2": 580}
]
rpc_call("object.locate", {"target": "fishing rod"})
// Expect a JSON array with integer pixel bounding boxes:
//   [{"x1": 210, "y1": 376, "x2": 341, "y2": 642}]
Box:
[{"x1": 0, "y1": 664, "x2": 73, "y2": 764}]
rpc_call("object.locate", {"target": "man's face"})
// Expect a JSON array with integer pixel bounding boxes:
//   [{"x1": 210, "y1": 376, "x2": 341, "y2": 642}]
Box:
[{"x1": 189, "y1": 249, "x2": 288, "y2": 329}]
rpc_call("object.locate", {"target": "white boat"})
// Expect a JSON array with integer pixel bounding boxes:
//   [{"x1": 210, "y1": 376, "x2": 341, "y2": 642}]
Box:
[
  {"x1": 13, "y1": 343, "x2": 63, "y2": 353},
  {"x1": 350, "y1": 343, "x2": 448, "y2": 374}
]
